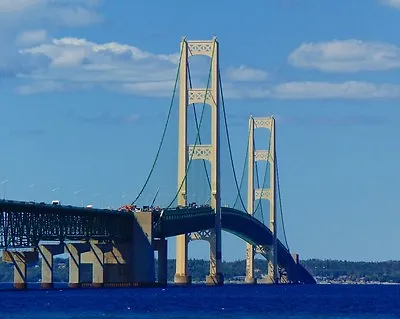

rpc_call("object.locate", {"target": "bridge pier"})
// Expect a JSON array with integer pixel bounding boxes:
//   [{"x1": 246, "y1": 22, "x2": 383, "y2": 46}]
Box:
[
  {"x1": 38, "y1": 244, "x2": 64, "y2": 289},
  {"x1": 89, "y1": 243, "x2": 113, "y2": 288},
  {"x1": 205, "y1": 230, "x2": 224, "y2": 286},
  {"x1": 103, "y1": 243, "x2": 132, "y2": 286},
  {"x1": 205, "y1": 273, "x2": 224, "y2": 286},
  {"x1": 245, "y1": 243, "x2": 257, "y2": 284},
  {"x1": 65, "y1": 243, "x2": 90, "y2": 288},
  {"x1": 132, "y1": 212, "x2": 156, "y2": 286},
  {"x1": 257, "y1": 248, "x2": 278, "y2": 284},
  {"x1": 174, "y1": 234, "x2": 191, "y2": 285},
  {"x1": 154, "y1": 238, "x2": 167, "y2": 286},
  {"x1": 267, "y1": 251, "x2": 278, "y2": 284},
  {"x1": 2, "y1": 250, "x2": 38, "y2": 289}
]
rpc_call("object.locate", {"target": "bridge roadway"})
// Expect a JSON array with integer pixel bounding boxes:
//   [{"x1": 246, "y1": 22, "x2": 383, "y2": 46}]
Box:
[{"x1": 0, "y1": 199, "x2": 315, "y2": 284}]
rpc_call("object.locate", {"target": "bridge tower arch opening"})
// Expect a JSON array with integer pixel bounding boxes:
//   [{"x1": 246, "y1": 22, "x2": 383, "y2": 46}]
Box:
[
  {"x1": 245, "y1": 116, "x2": 279, "y2": 284},
  {"x1": 174, "y1": 37, "x2": 223, "y2": 286}
]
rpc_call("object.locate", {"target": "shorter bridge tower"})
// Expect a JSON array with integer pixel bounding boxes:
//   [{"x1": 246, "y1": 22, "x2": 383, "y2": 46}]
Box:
[
  {"x1": 245, "y1": 116, "x2": 278, "y2": 284},
  {"x1": 174, "y1": 37, "x2": 223, "y2": 285}
]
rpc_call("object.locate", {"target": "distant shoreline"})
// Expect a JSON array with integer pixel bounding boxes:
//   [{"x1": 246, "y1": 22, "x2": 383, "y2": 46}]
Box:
[{"x1": 1, "y1": 258, "x2": 399, "y2": 284}]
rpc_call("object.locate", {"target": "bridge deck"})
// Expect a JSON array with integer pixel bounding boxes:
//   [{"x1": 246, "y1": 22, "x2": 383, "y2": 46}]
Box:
[{"x1": 0, "y1": 200, "x2": 315, "y2": 284}]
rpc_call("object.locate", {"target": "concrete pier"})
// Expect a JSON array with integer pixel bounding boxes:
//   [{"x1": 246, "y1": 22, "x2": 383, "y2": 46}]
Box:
[
  {"x1": 154, "y1": 238, "x2": 167, "y2": 286},
  {"x1": 65, "y1": 243, "x2": 90, "y2": 288},
  {"x1": 205, "y1": 232, "x2": 224, "y2": 286},
  {"x1": 89, "y1": 243, "x2": 112, "y2": 288},
  {"x1": 132, "y1": 212, "x2": 156, "y2": 286},
  {"x1": 174, "y1": 234, "x2": 191, "y2": 285},
  {"x1": 2, "y1": 250, "x2": 38, "y2": 289},
  {"x1": 104, "y1": 243, "x2": 132, "y2": 285},
  {"x1": 245, "y1": 243, "x2": 256, "y2": 284},
  {"x1": 39, "y1": 244, "x2": 64, "y2": 289}
]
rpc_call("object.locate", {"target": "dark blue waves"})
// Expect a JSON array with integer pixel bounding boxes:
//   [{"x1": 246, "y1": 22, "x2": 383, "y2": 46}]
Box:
[{"x1": 0, "y1": 284, "x2": 398, "y2": 319}]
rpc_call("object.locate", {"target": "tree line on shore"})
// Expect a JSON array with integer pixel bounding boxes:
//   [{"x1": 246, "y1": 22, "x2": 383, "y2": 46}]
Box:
[{"x1": 0, "y1": 258, "x2": 399, "y2": 283}]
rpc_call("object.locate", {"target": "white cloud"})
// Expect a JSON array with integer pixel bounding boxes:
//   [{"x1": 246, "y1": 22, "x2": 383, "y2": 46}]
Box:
[
  {"x1": 16, "y1": 29, "x2": 47, "y2": 46},
  {"x1": 224, "y1": 81, "x2": 400, "y2": 100},
  {"x1": 18, "y1": 37, "x2": 274, "y2": 97},
  {"x1": 8, "y1": 33, "x2": 400, "y2": 101},
  {"x1": 226, "y1": 65, "x2": 268, "y2": 82},
  {"x1": 289, "y1": 40, "x2": 400, "y2": 72},
  {"x1": 16, "y1": 37, "x2": 179, "y2": 95},
  {"x1": 14, "y1": 37, "x2": 400, "y2": 100},
  {"x1": 380, "y1": 0, "x2": 400, "y2": 8},
  {"x1": 0, "y1": 0, "x2": 103, "y2": 79}
]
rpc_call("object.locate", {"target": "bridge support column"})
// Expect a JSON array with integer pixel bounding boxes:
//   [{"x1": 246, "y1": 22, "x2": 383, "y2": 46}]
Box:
[
  {"x1": 2, "y1": 250, "x2": 38, "y2": 289},
  {"x1": 245, "y1": 243, "x2": 256, "y2": 284},
  {"x1": 174, "y1": 234, "x2": 191, "y2": 285},
  {"x1": 267, "y1": 252, "x2": 278, "y2": 284},
  {"x1": 205, "y1": 230, "x2": 224, "y2": 285},
  {"x1": 174, "y1": 234, "x2": 192, "y2": 285},
  {"x1": 89, "y1": 243, "x2": 112, "y2": 288},
  {"x1": 39, "y1": 244, "x2": 64, "y2": 289},
  {"x1": 65, "y1": 243, "x2": 90, "y2": 288},
  {"x1": 280, "y1": 265, "x2": 289, "y2": 284},
  {"x1": 154, "y1": 238, "x2": 168, "y2": 286},
  {"x1": 132, "y1": 212, "x2": 156, "y2": 286},
  {"x1": 103, "y1": 243, "x2": 132, "y2": 286}
]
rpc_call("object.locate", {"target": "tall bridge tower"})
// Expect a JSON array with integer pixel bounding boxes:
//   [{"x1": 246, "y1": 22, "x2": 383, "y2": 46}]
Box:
[
  {"x1": 174, "y1": 37, "x2": 223, "y2": 285},
  {"x1": 245, "y1": 116, "x2": 278, "y2": 284}
]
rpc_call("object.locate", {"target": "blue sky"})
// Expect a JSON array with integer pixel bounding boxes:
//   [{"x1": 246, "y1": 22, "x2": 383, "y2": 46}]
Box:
[{"x1": 1, "y1": 0, "x2": 400, "y2": 263}]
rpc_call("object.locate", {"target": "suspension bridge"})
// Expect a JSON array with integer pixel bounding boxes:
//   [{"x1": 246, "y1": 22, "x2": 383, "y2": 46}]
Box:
[{"x1": 0, "y1": 37, "x2": 316, "y2": 288}]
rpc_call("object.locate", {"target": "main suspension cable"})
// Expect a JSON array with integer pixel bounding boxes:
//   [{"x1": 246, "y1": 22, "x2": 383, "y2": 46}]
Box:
[
  {"x1": 275, "y1": 149, "x2": 290, "y2": 250},
  {"x1": 131, "y1": 48, "x2": 184, "y2": 205},
  {"x1": 219, "y1": 68, "x2": 247, "y2": 213},
  {"x1": 233, "y1": 126, "x2": 250, "y2": 208}
]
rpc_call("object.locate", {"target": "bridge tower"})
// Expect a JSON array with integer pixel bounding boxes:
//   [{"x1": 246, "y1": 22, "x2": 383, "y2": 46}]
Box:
[
  {"x1": 174, "y1": 37, "x2": 223, "y2": 286},
  {"x1": 245, "y1": 116, "x2": 278, "y2": 284}
]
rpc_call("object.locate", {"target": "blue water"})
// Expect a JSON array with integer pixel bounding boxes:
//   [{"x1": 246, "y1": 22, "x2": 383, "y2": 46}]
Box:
[{"x1": 0, "y1": 284, "x2": 399, "y2": 319}]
